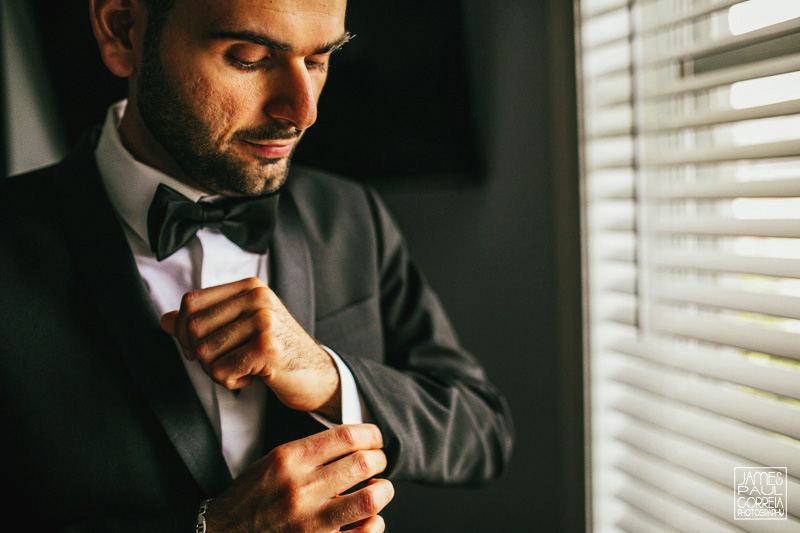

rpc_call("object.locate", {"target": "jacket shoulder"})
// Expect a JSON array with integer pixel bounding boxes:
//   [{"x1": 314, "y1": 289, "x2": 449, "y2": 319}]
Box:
[
  {"x1": 286, "y1": 165, "x2": 371, "y2": 205},
  {"x1": 1, "y1": 160, "x2": 71, "y2": 223},
  {"x1": 3, "y1": 160, "x2": 63, "y2": 192},
  {"x1": 284, "y1": 165, "x2": 378, "y2": 234}
]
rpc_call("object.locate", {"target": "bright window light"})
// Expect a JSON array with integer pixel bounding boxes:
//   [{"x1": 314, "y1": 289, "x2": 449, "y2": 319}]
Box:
[
  {"x1": 734, "y1": 237, "x2": 800, "y2": 259},
  {"x1": 730, "y1": 71, "x2": 800, "y2": 109},
  {"x1": 730, "y1": 115, "x2": 800, "y2": 145},
  {"x1": 732, "y1": 198, "x2": 800, "y2": 219},
  {"x1": 728, "y1": 0, "x2": 800, "y2": 36},
  {"x1": 733, "y1": 160, "x2": 800, "y2": 181}
]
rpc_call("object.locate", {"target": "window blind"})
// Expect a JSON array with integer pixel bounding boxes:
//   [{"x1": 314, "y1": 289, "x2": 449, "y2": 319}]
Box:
[{"x1": 577, "y1": 0, "x2": 800, "y2": 531}]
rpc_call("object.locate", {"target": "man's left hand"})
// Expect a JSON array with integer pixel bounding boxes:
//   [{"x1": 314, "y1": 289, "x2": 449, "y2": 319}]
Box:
[{"x1": 160, "y1": 277, "x2": 341, "y2": 420}]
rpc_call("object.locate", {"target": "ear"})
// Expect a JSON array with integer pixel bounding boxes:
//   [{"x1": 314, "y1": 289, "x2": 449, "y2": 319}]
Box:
[{"x1": 89, "y1": 0, "x2": 144, "y2": 78}]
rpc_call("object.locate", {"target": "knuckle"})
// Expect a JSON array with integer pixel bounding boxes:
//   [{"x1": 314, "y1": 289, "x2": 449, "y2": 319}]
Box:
[
  {"x1": 352, "y1": 451, "x2": 375, "y2": 477},
  {"x1": 337, "y1": 425, "x2": 359, "y2": 448},
  {"x1": 251, "y1": 285, "x2": 271, "y2": 305},
  {"x1": 357, "y1": 487, "x2": 379, "y2": 515},
  {"x1": 244, "y1": 276, "x2": 264, "y2": 289},
  {"x1": 269, "y1": 444, "x2": 294, "y2": 471},
  {"x1": 195, "y1": 340, "x2": 208, "y2": 358},
  {"x1": 181, "y1": 290, "x2": 200, "y2": 311},
  {"x1": 253, "y1": 330, "x2": 274, "y2": 355},
  {"x1": 186, "y1": 315, "x2": 203, "y2": 338},
  {"x1": 209, "y1": 360, "x2": 229, "y2": 385},
  {"x1": 253, "y1": 308, "x2": 272, "y2": 331},
  {"x1": 199, "y1": 330, "x2": 224, "y2": 356}
]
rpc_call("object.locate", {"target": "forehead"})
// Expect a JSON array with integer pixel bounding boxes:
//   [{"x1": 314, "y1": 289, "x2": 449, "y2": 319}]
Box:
[{"x1": 165, "y1": 0, "x2": 347, "y2": 49}]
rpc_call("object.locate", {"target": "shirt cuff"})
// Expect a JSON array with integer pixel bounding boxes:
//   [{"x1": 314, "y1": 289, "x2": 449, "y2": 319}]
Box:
[{"x1": 308, "y1": 345, "x2": 370, "y2": 428}]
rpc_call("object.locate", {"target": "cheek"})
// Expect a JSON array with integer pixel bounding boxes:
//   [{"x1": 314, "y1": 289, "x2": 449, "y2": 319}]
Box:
[
  {"x1": 177, "y1": 69, "x2": 247, "y2": 140},
  {"x1": 231, "y1": 76, "x2": 268, "y2": 114}
]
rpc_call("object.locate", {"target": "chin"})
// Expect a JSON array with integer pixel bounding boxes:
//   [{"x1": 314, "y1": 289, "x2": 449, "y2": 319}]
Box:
[
  {"x1": 256, "y1": 161, "x2": 292, "y2": 194},
  {"x1": 194, "y1": 158, "x2": 291, "y2": 197}
]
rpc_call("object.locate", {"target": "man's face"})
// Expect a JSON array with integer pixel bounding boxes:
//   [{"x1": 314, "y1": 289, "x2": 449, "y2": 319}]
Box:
[{"x1": 134, "y1": 0, "x2": 348, "y2": 196}]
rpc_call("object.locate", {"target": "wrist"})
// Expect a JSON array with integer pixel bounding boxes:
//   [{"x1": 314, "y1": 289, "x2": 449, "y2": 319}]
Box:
[
  {"x1": 313, "y1": 379, "x2": 343, "y2": 421},
  {"x1": 313, "y1": 345, "x2": 343, "y2": 419}
]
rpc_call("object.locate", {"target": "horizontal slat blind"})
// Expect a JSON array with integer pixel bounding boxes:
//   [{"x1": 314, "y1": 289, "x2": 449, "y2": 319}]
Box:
[
  {"x1": 643, "y1": 53, "x2": 800, "y2": 98},
  {"x1": 641, "y1": 17, "x2": 800, "y2": 67},
  {"x1": 578, "y1": 0, "x2": 800, "y2": 530}
]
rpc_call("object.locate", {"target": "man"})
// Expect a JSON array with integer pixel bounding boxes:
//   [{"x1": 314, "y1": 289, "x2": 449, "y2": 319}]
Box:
[{"x1": 0, "y1": 0, "x2": 513, "y2": 531}]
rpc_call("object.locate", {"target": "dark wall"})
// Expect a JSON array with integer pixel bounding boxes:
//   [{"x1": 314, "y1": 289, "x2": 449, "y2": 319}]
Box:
[
  {"x1": 376, "y1": 2, "x2": 584, "y2": 531},
  {"x1": 24, "y1": 0, "x2": 481, "y2": 185},
  {"x1": 17, "y1": 1, "x2": 584, "y2": 530}
]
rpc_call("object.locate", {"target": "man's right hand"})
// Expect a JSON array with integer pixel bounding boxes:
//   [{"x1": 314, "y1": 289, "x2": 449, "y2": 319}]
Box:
[{"x1": 205, "y1": 424, "x2": 394, "y2": 533}]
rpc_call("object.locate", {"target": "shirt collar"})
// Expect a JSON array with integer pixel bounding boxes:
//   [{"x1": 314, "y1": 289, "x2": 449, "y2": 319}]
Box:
[{"x1": 95, "y1": 100, "x2": 209, "y2": 249}]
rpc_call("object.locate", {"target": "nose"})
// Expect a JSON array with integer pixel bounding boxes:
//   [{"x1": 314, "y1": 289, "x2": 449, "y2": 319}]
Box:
[{"x1": 263, "y1": 61, "x2": 319, "y2": 131}]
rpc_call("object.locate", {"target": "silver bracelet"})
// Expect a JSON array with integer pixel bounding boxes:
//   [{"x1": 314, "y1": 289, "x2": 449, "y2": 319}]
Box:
[{"x1": 196, "y1": 498, "x2": 212, "y2": 533}]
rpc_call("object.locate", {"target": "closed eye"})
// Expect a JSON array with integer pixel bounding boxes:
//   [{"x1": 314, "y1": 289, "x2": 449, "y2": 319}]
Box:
[
  {"x1": 226, "y1": 43, "x2": 272, "y2": 71},
  {"x1": 227, "y1": 54, "x2": 269, "y2": 71},
  {"x1": 305, "y1": 56, "x2": 329, "y2": 72}
]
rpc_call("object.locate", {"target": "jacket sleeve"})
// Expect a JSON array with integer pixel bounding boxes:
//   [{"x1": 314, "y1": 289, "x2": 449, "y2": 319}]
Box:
[
  {"x1": 337, "y1": 187, "x2": 514, "y2": 485},
  {"x1": 57, "y1": 505, "x2": 198, "y2": 533}
]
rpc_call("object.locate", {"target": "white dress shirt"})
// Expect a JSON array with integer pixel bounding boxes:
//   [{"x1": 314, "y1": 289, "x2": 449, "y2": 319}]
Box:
[{"x1": 94, "y1": 100, "x2": 364, "y2": 478}]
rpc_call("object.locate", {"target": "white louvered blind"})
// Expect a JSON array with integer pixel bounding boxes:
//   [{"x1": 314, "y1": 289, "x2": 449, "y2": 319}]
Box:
[{"x1": 577, "y1": 0, "x2": 800, "y2": 531}]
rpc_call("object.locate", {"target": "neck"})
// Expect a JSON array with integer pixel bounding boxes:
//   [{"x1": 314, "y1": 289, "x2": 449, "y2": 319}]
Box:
[{"x1": 117, "y1": 98, "x2": 213, "y2": 194}]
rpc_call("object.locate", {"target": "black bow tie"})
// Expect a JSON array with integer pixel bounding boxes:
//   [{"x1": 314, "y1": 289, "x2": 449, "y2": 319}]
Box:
[{"x1": 147, "y1": 183, "x2": 280, "y2": 261}]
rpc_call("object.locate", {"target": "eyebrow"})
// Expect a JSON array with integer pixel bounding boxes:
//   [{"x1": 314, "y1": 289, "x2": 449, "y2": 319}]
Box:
[{"x1": 204, "y1": 30, "x2": 353, "y2": 55}]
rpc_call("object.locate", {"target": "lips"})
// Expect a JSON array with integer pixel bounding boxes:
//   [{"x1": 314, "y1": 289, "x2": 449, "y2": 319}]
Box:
[{"x1": 241, "y1": 139, "x2": 295, "y2": 158}]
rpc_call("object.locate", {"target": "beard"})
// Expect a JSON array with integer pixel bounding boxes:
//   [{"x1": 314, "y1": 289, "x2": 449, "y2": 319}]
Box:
[{"x1": 136, "y1": 39, "x2": 298, "y2": 196}]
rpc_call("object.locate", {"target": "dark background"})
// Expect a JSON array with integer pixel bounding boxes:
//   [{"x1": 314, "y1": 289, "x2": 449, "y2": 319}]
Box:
[
  {"x1": 9, "y1": 1, "x2": 584, "y2": 531},
  {"x1": 22, "y1": 0, "x2": 481, "y2": 185}
]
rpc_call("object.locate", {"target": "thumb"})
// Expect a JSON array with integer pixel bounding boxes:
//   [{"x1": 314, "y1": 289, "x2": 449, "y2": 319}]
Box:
[{"x1": 160, "y1": 310, "x2": 179, "y2": 335}]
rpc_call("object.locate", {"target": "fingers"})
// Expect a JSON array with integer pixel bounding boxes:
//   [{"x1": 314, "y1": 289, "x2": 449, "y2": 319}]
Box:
[
  {"x1": 194, "y1": 308, "x2": 272, "y2": 364},
  {"x1": 175, "y1": 279, "x2": 265, "y2": 352},
  {"x1": 302, "y1": 426, "x2": 388, "y2": 499},
  {"x1": 161, "y1": 277, "x2": 339, "y2": 410},
  {"x1": 204, "y1": 335, "x2": 271, "y2": 390},
  {"x1": 161, "y1": 277, "x2": 271, "y2": 357},
  {"x1": 323, "y1": 449, "x2": 388, "y2": 496},
  {"x1": 292, "y1": 424, "x2": 385, "y2": 466},
  {"x1": 160, "y1": 310, "x2": 179, "y2": 335},
  {"x1": 324, "y1": 478, "x2": 394, "y2": 529},
  {"x1": 348, "y1": 514, "x2": 386, "y2": 533},
  {"x1": 188, "y1": 307, "x2": 280, "y2": 389},
  {"x1": 182, "y1": 277, "x2": 265, "y2": 311},
  {"x1": 214, "y1": 426, "x2": 390, "y2": 533}
]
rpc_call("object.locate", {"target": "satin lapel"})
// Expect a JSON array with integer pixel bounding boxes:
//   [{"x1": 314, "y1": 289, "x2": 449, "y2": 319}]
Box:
[
  {"x1": 265, "y1": 190, "x2": 324, "y2": 449},
  {"x1": 57, "y1": 135, "x2": 231, "y2": 495},
  {"x1": 270, "y1": 188, "x2": 316, "y2": 336}
]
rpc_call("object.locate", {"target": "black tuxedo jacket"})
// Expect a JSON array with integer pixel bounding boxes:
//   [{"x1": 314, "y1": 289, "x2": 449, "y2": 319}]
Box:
[{"x1": 0, "y1": 133, "x2": 513, "y2": 531}]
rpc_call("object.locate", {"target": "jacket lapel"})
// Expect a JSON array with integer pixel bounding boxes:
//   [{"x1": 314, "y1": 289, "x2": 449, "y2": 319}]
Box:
[
  {"x1": 57, "y1": 133, "x2": 231, "y2": 495},
  {"x1": 270, "y1": 186, "x2": 316, "y2": 336},
  {"x1": 264, "y1": 175, "x2": 329, "y2": 449}
]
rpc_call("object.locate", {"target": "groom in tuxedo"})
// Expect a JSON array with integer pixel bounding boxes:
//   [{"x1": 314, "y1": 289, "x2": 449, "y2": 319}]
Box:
[{"x1": 0, "y1": 0, "x2": 513, "y2": 531}]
